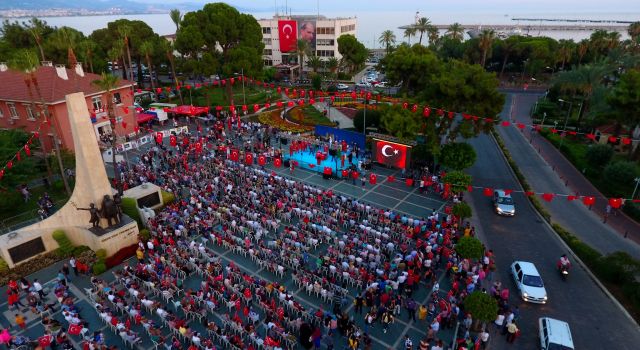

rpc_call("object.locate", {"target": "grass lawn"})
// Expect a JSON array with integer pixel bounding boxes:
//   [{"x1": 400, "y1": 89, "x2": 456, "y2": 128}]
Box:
[{"x1": 0, "y1": 179, "x2": 72, "y2": 231}]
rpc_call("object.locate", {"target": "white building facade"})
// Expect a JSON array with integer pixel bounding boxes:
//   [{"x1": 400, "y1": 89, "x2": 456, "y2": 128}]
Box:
[{"x1": 258, "y1": 15, "x2": 357, "y2": 71}]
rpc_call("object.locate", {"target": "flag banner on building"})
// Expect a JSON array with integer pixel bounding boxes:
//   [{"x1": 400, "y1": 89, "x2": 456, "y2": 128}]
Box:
[
  {"x1": 374, "y1": 140, "x2": 410, "y2": 169},
  {"x1": 278, "y1": 20, "x2": 297, "y2": 52}
]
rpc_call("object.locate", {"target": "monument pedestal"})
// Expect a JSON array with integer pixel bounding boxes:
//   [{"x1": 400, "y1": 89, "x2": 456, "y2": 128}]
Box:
[{"x1": 86, "y1": 216, "x2": 139, "y2": 255}]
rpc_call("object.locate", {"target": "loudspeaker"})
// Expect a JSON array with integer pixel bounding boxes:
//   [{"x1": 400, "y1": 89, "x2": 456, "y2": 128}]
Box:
[
  {"x1": 284, "y1": 159, "x2": 290, "y2": 167},
  {"x1": 281, "y1": 138, "x2": 288, "y2": 145}
]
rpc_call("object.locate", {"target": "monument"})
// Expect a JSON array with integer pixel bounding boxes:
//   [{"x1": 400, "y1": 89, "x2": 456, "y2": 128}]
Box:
[{"x1": 0, "y1": 92, "x2": 139, "y2": 268}]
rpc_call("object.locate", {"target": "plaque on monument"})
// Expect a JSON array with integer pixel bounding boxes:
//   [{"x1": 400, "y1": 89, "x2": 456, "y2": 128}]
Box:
[{"x1": 9, "y1": 237, "x2": 46, "y2": 263}]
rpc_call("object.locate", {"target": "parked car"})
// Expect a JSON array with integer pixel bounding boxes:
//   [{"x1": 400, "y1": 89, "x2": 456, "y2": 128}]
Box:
[
  {"x1": 539, "y1": 317, "x2": 574, "y2": 350},
  {"x1": 510, "y1": 261, "x2": 548, "y2": 304},
  {"x1": 493, "y1": 189, "x2": 515, "y2": 216},
  {"x1": 336, "y1": 83, "x2": 349, "y2": 90}
]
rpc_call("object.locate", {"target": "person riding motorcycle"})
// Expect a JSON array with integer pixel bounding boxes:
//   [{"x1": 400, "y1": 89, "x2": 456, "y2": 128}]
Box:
[{"x1": 557, "y1": 254, "x2": 571, "y2": 271}]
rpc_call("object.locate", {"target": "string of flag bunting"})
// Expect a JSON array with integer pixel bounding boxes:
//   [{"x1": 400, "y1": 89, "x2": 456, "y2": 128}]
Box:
[{"x1": 0, "y1": 121, "x2": 45, "y2": 182}]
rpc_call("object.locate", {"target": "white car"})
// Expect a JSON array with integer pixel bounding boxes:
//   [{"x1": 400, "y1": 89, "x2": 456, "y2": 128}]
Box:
[
  {"x1": 336, "y1": 83, "x2": 349, "y2": 90},
  {"x1": 539, "y1": 317, "x2": 574, "y2": 350},
  {"x1": 510, "y1": 261, "x2": 548, "y2": 304}
]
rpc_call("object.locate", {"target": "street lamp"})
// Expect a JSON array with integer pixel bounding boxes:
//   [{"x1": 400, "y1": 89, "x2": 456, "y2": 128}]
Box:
[
  {"x1": 632, "y1": 177, "x2": 640, "y2": 200},
  {"x1": 234, "y1": 68, "x2": 246, "y2": 105},
  {"x1": 558, "y1": 98, "x2": 572, "y2": 149}
]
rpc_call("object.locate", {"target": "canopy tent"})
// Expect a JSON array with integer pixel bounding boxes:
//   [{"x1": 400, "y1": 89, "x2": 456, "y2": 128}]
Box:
[
  {"x1": 167, "y1": 105, "x2": 210, "y2": 116},
  {"x1": 136, "y1": 112, "x2": 156, "y2": 124}
]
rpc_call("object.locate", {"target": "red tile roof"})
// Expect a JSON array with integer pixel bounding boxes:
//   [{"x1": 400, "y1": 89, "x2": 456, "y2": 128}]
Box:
[{"x1": 0, "y1": 66, "x2": 135, "y2": 104}]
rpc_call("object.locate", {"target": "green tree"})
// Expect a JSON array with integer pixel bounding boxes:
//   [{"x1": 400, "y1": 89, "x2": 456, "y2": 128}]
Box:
[
  {"x1": 446, "y1": 23, "x2": 464, "y2": 41},
  {"x1": 478, "y1": 29, "x2": 496, "y2": 67},
  {"x1": 603, "y1": 161, "x2": 638, "y2": 196},
  {"x1": 464, "y1": 291, "x2": 499, "y2": 329},
  {"x1": 311, "y1": 74, "x2": 322, "y2": 91},
  {"x1": 497, "y1": 36, "x2": 522, "y2": 78},
  {"x1": 427, "y1": 25, "x2": 439, "y2": 47},
  {"x1": 577, "y1": 39, "x2": 589, "y2": 65},
  {"x1": 452, "y1": 202, "x2": 473, "y2": 222},
  {"x1": 353, "y1": 108, "x2": 382, "y2": 131},
  {"x1": 629, "y1": 22, "x2": 640, "y2": 43},
  {"x1": 296, "y1": 39, "x2": 310, "y2": 74},
  {"x1": 442, "y1": 171, "x2": 472, "y2": 193},
  {"x1": 557, "y1": 39, "x2": 575, "y2": 70},
  {"x1": 92, "y1": 73, "x2": 121, "y2": 184},
  {"x1": 337, "y1": 34, "x2": 368, "y2": 74},
  {"x1": 585, "y1": 144, "x2": 614, "y2": 169},
  {"x1": 456, "y1": 236, "x2": 485, "y2": 260},
  {"x1": 380, "y1": 43, "x2": 440, "y2": 92},
  {"x1": 25, "y1": 18, "x2": 49, "y2": 61},
  {"x1": 440, "y1": 142, "x2": 477, "y2": 170},
  {"x1": 404, "y1": 27, "x2": 417, "y2": 45},
  {"x1": 77, "y1": 39, "x2": 98, "y2": 74},
  {"x1": 307, "y1": 54, "x2": 322, "y2": 74},
  {"x1": 170, "y1": 9, "x2": 182, "y2": 33},
  {"x1": 160, "y1": 40, "x2": 183, "y2": 104},
  {"x1": 379, "y1": 104, "x2": 420, "y2": 140},
  {"x1": 379, "y1": 30, "x2": 396, "y2": 54},
  {"x1": 326, "y1": 57, "x2": 339, "y2": 77},
  {"x1": 414, "y1": 17, "x2": 431, "y2": 45},
  {"x1": 139, "y1": 40, "x2": 157, "y2": 93},
  {"x1": 607, "y1": 69, "x2": 640, "y2": 138}
]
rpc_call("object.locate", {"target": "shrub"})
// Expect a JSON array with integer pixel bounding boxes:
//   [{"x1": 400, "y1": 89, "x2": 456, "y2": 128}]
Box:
[
  {"x1": 95, "y1": 249, "x2": 107, "y2": 261},
  {"x1": 139, "y1": 228, "x2": 151, "y2": 241},
  {"x1": 442, "y1": 171, "x2": 472, "y2": 194},
  {"x1": 121, "y1": 197, "x2": 143, "y2": 228},
  {"x1": 72, "y1": 245, "x2": 90, "y2": 256},
  {"x1": 603, "y1": 161, "x2": 638, "y2": 195},
  {"x1": 0, "y1": 257, "x2": 9, "y2": 273},
  {"x1": 623, "y1": 202, "x2": 640, "y2": 223},
  {"x1": 597, "y1": 252, "x2": 640, "y2": 285},
  {"x1": 52, "y1": 230, "x2": 74, "y2": 257},
  {"x1": 585, "y1": 144, "x2": 614, "y2": 170},
  {"x1": 92, "y1": 263, "x2": 107, "y2": 275},
  {"x1": 105, "y1": 244, "x2": 138, "y2": 269},
  {"x1": 463, "y1": 291, "x2": 498, "y2": 325},
  {"x1": 455, "y1": 236, "x2": 485, "y2": 260},
  {"x1": 76, "y1": 249, "x2": 97, "y2": 267},
  {"x1": 440, "y1": 142, "x2": 477, "y2": 170},
  {"x1": 161, "y1": 190, "x2": 175, "y2": 205}
]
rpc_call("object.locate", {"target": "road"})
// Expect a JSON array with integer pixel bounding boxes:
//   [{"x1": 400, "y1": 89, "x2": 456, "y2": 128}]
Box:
[{"x1": 466, "y1": 93, "x2": 640, "y2": 349}]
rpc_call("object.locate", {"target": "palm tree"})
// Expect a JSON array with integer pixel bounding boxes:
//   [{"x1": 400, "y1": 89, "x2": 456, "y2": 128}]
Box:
[
  {"x1": 118, "y1": 24, "x2": 135, "y2": 87},
  {"x1": 306, "y1": 55, "x2": 322, "y2": 73},
  {"x1": 557, "y1": 39, "x2": 575, "y2": 70},
  {"x1": 404, "y1": 27, "x2": 417, "y2": 45},
  {"x1": 577, "y1": 39, "x2": 589, "y2": 65},
  {"x1": 553, "y1": 62, "x2": 612, "y2": 126},
  {"x1": 378, "y1": 30, "x2": 396, "y2": 54},
  {"x1": 478, "y1": 29, "x2": 496, "y2": 67},
  {"x1": 160, "y1": 40, "x2": 183, "y2": 104},
  {"x1": 25, "y1": 18, "x2": 47, "y2": 61},
  {"x1": 9, "y1": 49, "x2": 71, "y2": 194},
  {"x1": 499, "y1": 36, "x2": 520, "y2": 78},
  {"x1": 427, "y1": 25, "x2": 439, "y2": 46},
  {"x1": 327, "y1": 57, "x2": 339, "y2": 77},
  {"x1": 92, "y1": 72, "x2": 121, "y2": 184},
  {"x1": 296, "y1": 39, "x2": 310, "y2": 77},
  {"x1": 446, "y1": 23, "x2": 464, "y2": 41},
  {"x1": 78, "y1": 39, "x2": 97, "y2": 73},
  {"x1": 414, "y1": 17, "x2": 432, "y2": 45},
  {"x1": 139, "y1": 41, "x2": 157, "y2": 93},
  {"x1": 170, "y1": 9, "x2": 182, "y2": 33},
  {"x1": 628, "y1": 22, "x2": 640, "y2": 42}
]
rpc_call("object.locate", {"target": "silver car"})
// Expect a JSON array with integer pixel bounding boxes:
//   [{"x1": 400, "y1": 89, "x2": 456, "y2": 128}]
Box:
[{"x1": 493, "y1": 189, "x2": 515, "y2": 216}]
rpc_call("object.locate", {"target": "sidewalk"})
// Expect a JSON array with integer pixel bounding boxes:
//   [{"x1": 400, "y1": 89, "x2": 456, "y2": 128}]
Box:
[
  {"x1": 313, "y1": 102, "x2": 354, "y2": 129},
  {"x1": 501, "y1": 92, "x2": 640, "y2": 258}
]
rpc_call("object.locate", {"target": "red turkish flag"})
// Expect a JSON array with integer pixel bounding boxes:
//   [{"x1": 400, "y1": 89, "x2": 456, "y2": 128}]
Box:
[
  {"x1": 369, "y1": 173, "x2": 377, "y2": 185},
  {"x1": 341, "y1": 169, "x2": 349, "y2": 178},
  {"x1": 375, "y1": 140, "x2": 408, "y2": 169},
  {"x1": 622, "y1": 137, "x2": 632, "y2": 145},
  {"x1": 405, "y1": 178, "x2": 413, "y2": 186},
  {"x1": 483, "y1": 188, "x2": 493, "y2": 197},
  {"x1": 68, "y1": 324, "x2": 82, "y2": 335},
  {"x1": 278, "y1": 20, "x2": 298, "y2": 52},
  {"x1": 170, "y1": 135, "x2": 177, "y2": 147},
  {"x1": 258, "y1": 155, "x2": 266, "y2": 166},
  {"x1": 274, "y1": 158, "x2": 282, "y2": 167},
  {"x1": 542, "y1": 193, "x2": 554, "y2": 202},
  {"x1": 230, "y1": 149, "x2": 240, "y2": 162},
  {"x1": 245, "y1": 153, "x2": 253, "y2": 165},
  {"x1": 155, "y1": 132, "x2": 163, "y2": 144},
  {"x1": 323, "y1": 166, "x2": 332, "y2": 175},
  {"x1": 387, "y1": 175, "x2": 395, "y2": 182},
  {"x1": 582, "y1": 196, "x2": 595, "y2": 206},
  {"x1": 24, "y1": 144, "x2": 31, "y2": 156},
  {"x1": 195, "y1": 142, "x2": 202, "y2": 153},
  {"x1": 38, "y1": 335, "x2": 52, "y2": 347}
]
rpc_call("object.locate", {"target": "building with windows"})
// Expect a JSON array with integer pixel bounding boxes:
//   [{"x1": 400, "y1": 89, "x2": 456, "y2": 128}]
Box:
[
  {"x1": 258, "y1": 15, "x2": 357, "y2": 74},
  {"x1": 0, "y1": 62, "x2": 135, "y2": 151}
]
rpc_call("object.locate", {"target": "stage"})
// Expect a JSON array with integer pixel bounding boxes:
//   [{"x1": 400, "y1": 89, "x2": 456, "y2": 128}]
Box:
[{"x1": 283, "y1": 150, "x2": 368, "y2": 178}]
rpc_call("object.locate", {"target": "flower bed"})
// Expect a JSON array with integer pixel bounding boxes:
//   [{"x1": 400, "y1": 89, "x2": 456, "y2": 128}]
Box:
[
  {"x1": 285, "y1": 106, "x2": 336, "y2": 127},
  {"x1": 258, "y1": 109, "x2": 313, "y2": 133}
]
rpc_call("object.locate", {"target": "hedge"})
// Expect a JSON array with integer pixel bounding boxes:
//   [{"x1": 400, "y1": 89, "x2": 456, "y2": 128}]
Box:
[
  {"x1": 52, "y1": 229, "x2": 75, "y2": 257},
  {"x1": 121, "y1": 197, "x2": 143, "y2": 228},
  {"x1": 161, "y1": 190, "x2": 175, "y2": 205}
]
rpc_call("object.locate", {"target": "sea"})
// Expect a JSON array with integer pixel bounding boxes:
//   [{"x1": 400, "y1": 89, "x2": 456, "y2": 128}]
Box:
[{"x1": 2, "y1": 11, "x2": 638, "y2": 47}]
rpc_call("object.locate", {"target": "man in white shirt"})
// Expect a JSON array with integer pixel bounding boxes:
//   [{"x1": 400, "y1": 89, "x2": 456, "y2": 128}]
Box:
[{"x1": 33, "y1": 279, "x2": 45, "y2": 298}]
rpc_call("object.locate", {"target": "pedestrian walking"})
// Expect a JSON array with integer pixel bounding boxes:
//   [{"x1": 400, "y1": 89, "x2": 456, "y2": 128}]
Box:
[
  {"x1": 506, "y1": 322, "x2": 519, "y2": 343},
  {"x1": 381, "y1": 310, "x2": 394, "y2": 334},
  {"x1": 69, "y1": 257, "x2": 78, "y2": 276},
  {"x1": 354, "y1": 295, "x2": 364, "y2": 314},
  {"x1": 32, "y1": 279, "x2": 45, "y2": 298}
]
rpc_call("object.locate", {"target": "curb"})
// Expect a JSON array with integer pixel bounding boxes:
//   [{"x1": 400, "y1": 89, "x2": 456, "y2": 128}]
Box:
[{"x1": 489, "y1": 132, "x2": 640, "y2": 329}]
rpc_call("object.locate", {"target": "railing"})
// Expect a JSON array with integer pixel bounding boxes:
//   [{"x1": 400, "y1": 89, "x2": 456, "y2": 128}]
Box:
[{"x1": 0, "y1": 199, "x2": 67, "y2": 235}]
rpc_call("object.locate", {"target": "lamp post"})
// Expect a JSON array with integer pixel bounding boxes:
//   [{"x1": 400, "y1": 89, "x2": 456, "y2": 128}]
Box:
[
  {"x1": 632, "y1": 177, "x2": 640, "y2": 200},
  {"x1": 234, "y1": 69, "x2": 246, "y2": 105},
  {"x1": 558, "y1": 98, "x2": 572, "y2": 149}
]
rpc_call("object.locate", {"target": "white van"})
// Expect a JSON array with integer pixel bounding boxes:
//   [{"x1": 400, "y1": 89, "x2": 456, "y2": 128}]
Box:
[{"x1": 539, "y1": 317, "x2": 574, "y2": 350}]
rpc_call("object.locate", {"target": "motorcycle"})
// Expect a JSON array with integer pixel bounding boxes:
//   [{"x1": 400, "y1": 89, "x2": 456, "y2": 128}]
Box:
[{"x1": 558, "y1": 264, "x2": 569, "y2": 281}]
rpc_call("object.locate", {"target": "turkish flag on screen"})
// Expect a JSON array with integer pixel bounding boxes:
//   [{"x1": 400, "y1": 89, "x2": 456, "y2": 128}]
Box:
[
  {"x1": 376, "y1": 140, "x2": 408, "y2": 169},
  {"x1": 279, "y1": 20, "x2": 297, "y2": 52}
]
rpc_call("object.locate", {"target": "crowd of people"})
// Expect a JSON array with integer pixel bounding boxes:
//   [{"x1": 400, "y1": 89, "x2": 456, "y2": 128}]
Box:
[{"x1": 3, "y1": 117, "x2": 520, "y2": 350}]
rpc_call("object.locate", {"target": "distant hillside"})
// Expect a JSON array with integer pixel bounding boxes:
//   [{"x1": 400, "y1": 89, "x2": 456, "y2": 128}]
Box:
[{"x1": 0, "y1": 0, "x2": 200, "y2": 12}]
